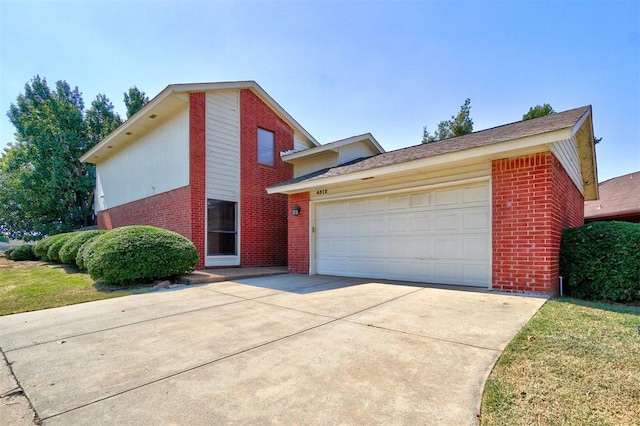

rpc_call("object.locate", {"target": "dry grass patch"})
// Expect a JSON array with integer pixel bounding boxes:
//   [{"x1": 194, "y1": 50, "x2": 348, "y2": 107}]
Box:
[
  {"x1": 0, "y1": 258, "x2": 137, "y2": 316},
  {"x1": 481, "y1": 298, "x2": 640, "y2": 425}
]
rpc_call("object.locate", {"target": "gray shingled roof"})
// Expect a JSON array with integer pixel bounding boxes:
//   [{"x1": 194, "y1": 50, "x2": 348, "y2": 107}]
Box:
[{"x1": 272, "y1": 105, "x2": 591, "y2": 188}]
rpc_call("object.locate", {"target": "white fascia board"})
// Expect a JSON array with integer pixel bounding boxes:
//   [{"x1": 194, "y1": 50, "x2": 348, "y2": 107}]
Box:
[
  {"x1": 282, "y1": 133, "x2": 384, "y2": 162},
  {"x1": 570, "y1": 106, "x2": 591, "y2": 138},
  {"x1": 267, "y1": 128, "x2": 572, "y2": 194}
]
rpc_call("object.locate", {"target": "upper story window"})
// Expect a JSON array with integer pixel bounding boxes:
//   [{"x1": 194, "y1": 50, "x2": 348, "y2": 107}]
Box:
[{"x1": 257, "y1": 128, "x2": 275, "y2": 166}]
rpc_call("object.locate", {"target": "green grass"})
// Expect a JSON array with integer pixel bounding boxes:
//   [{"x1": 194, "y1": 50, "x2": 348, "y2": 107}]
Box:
[
  {"x1": 481, "y1": 298, "x2": 640, "y2": 426},
  {"x1": 0, "y1": 264, "x2": 136, "y2": 316}
]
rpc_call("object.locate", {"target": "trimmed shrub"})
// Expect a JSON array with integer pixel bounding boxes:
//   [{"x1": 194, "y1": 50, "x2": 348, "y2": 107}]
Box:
[
  {"x1": 3, "y1": 247, "x2": 15, "y2": 258},
  {"x1": 560, "y1": 221, "x2": 640, "y2": 303},
  {"x1": 9, "y1": 244, "x2": 37, "y2": 261},
  {"x1": 76, "y1": 237, "x2": 97, "y2": 271},
  {"x1": 47, "y1": 233, "x2": 78, "y2": 262},
  {"x1": 34, "y1": 234, "x2": 69, "y2": 261},
  {"x1": 59, "y1": 230, "x2": 106, "y2": 265},
  {"x1": 0, "y1": 234, "x2": 9, "y2": 243},
  {"x1": 84, "y1": 226, "x2": 198, "y2": 285}
]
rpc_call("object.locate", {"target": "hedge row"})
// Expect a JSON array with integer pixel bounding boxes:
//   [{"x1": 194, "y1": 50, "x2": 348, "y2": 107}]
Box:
[
  {"x1": 25, "y1": 226, "x2": 198, "y2": 286},
  {"x1": 560, "y1": 221, "x2": 640, "y2": 303}
]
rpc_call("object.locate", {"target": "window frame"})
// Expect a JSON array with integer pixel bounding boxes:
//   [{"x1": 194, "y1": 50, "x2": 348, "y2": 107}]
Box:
[
  {"x1": 257, "y1": 127, "x2": 275, "y2": 167},
  {"x1": 206, "y1": 199, "x2": 238, "y2": 257}
]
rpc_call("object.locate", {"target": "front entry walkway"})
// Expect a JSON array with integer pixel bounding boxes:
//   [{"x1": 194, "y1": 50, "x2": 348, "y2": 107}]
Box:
[{"x1": 0, "y1": 274, "x2": 545, "y2": 425}]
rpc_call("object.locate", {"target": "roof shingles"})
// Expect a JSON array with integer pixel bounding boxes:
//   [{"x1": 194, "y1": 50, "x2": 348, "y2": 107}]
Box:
[{"x1": 271, "y1": 105, "x2": 591, "y2": 189}]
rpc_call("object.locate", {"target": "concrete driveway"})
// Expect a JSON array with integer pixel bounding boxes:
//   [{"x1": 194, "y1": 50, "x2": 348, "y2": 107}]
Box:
[{"x1": 0, "y1": 274, "x2": 545, "y2": 425}]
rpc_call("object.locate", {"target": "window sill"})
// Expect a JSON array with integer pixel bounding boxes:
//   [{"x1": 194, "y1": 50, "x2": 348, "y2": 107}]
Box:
[{"x1": 205, "y1": 255, "x2": 240, "y2": 267}]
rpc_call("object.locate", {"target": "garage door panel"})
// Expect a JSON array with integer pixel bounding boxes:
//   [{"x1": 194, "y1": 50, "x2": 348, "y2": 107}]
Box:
[
  {"x1": 463, "y1": 211, "x2": 490, "y2": 230},
  {"x1": 409, "y1": 216, "x2": 431, "y2": 232},
  {"x1": 410, "y1": 192, "x2": 431, "y2": 208},
  {"x1": 434, "y1": 188, "x2": 459, "y2": 206},
  {"x1": 462, "y1": 184, "x2": 489, "y2": 204},
  {"x1": 388, "y1": 216, "x2": 408, "y2": 233},
  {"x1": 388, "y1": 194, "x2": 410, "y2": 210},
  {"x1": 316, "y1": 182, "x2": 490, "y2": 287},
  {"x1": 463, "y1": 237, "x2": 490, "y2": 259},
  {"x1": 463, "y1": 264, "x2": 490, "y2": 285}
]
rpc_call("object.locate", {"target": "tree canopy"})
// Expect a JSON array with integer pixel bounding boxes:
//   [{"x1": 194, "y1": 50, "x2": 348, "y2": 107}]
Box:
[
  {"x1": 422, "y1": 98, "x2": 473, "y2": 143},
  {"x1": 0, "y1": 76, "x2": 137, "y2": 239},
  {"x1": 522, "y1": 103, "x2": 555, "y2": 120},
  {"x1": 123, "y1": 86, "x2": 149, "y2": 118}
]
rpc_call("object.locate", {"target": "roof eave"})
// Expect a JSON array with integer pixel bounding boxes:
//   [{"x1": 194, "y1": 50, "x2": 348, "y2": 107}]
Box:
[
  {"x1": 281, "y1": 133, "x2": 384, "y2": 162},
  {"x1": 571, "y1": 106, "x2": 598, "y2": 201},
  {"x1": 81, "y1": 81, "x2": 320, "y2": 164},
  {"x1": 267, "y1": 128, "x2": 572, "y2": 194}
]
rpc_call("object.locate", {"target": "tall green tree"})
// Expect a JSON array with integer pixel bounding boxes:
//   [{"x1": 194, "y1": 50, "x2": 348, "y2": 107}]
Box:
[
  {"x1": 0, "y1": 76, "x2": 125, "y2": 239},
  {"x1": 523, "y1": 103, "x2": 555, "y2": 120},
  {"x1": 123, "y1": 86, "x2": 149, "y2": 118},
  {"x1": 422, "y1": 98, "x2": 473, "y2": 143},
  {"x1": 86, "y1": 93, "x2": 122, "y2": 145}
]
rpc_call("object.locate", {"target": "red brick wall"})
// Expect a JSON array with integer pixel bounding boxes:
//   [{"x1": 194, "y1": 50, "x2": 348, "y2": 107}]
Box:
[
  {"x1": 189, "y1": 92, "x2": 206, "y2": 268},
  {"x1": 239, "y1": 89, "x2": 294, "y2": 266},
  {"x1": 287, "y1": 192, "x2": 310, "y2": 273},
  {"x1": 492, "y1": 152, "x2": 584, "y2": 295},
  {"x1": 97, "y1": 185, "x2": 192, "y2": 239}
]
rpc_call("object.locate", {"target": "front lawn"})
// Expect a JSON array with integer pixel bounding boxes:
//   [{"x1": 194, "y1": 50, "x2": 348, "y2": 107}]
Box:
[
  {"x1": 481, "y1": 298, "x2": 640, "y2": 425},
  {"x1": 0, "y1": 259, "x2": 134, "y2": 316}
]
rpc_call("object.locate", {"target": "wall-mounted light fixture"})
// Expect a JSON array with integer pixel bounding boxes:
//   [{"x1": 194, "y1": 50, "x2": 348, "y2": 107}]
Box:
[{"x1": 292, "y1": 205, "x2": 302, "y2": 216}]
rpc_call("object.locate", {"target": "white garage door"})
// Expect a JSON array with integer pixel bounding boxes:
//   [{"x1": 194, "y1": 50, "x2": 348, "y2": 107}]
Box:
[{"x1": 315, "y1": 182, "x2": 491, "y2": 287}]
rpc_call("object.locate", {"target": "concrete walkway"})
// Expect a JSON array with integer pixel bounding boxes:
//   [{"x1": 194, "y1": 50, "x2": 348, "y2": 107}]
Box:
[{"x1": 0, "y1": 275, "x2": 545, "y2": 425}]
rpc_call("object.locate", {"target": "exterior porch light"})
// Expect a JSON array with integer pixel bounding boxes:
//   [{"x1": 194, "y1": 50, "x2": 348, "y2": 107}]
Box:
[{"x1": 292, "y1": 205, "x2": 302, "y2": 216}]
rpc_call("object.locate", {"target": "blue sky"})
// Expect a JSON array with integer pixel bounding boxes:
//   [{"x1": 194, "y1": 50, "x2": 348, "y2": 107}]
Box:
[{"x1": 1, "y1": 0, "x2": 638, "y2": 181}]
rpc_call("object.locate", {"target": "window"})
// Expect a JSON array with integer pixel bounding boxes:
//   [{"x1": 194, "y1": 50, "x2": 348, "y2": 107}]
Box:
[
  {"x1": 257, "y1": 128, "x2": 275, "y2": 166},
  {"x1": 207, "y1": 199, "x2": 237, "y2": 256}
]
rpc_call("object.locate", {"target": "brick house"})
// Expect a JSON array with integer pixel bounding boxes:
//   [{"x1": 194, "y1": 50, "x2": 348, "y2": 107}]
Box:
[
  {"x1": 268, "y1": 106, "x2": 598, "y2": 295},
  {"x1": 82, "y1": 81, "x2": 597, "y2": 295},
  {"x1": 81, "y1": 82, "x2": 330, "y2": 268}
]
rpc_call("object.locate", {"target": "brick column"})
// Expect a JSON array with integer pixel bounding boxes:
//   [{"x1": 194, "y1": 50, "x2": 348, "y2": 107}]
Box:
[
  {"x1": 492, "y1": 152, "x2": 584, "y2": 295},
  {"x1": 287, "y1": 192, "x2": 310, "y2": 274},
  {"x1": 189, "y1": 92, "x2": 206, "y2": 268}
]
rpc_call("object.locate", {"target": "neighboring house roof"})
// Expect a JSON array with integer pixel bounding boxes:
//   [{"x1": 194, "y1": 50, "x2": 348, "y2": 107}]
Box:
[
  {"x1": 81, "y1": 81, "x2": 320, "y2": 163},
  {"x1": 268, "y1": 105, "x2": 597, "y2": 199},
  {"x1": 584, "y1": 171, "x2": 640, "y2": 222},
  {"x1": 281, "y1": 133, "x2": 385, "y2": 161}
]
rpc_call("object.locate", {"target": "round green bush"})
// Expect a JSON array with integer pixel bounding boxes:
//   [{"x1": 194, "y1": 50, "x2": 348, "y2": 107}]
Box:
[
  {"x1": 9, "y1": 244, "x2": 37, "y2": 261},
  {"x1": 84, "y1": 226, "x2": 199, "y2": 285},
  {"x1": 0, "y1": 234, "x2": 9, "y2": 243},
  {"x1": 47, "y1": 233, "x2": 78, "y2": 263},
  {"x1": 560, "y1": 221, "x2": 640, "y2": 303},
  {"x1": 76, "y1": 237, "x2": 98, "y2": 271},
  {"x1": 34, "y1": 234, "x2": 69, "y2": 261},
  {"x1": 59, "y1": 230, "x2": 106, "y2": 265},
  {"x1": 3, "y1": 247, "x2": 16, "y2": 258}
]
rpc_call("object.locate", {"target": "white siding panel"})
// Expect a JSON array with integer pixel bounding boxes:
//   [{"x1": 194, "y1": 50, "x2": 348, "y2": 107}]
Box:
[
  {"x1": 95, "y1": 107, "x2": 189, "y2": 211},
  {"x1": 293, "y1": 152, "x2": 338, "y2": 178},
  {"x1": 337, "y1": 141, "x2": 378, "y2": 164},
  {"x1": 315, "y1": 181, "x2": 491, "y2": 287},
  {"x1": 206, "y1": 91, "x2": 240, "y2": 201},
  {"x1": 551, "y1": 137, "x2": 584, "y2": 195},
  {"x1": 294, "y1": 132, "x2": 315, "y2": 151}
]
